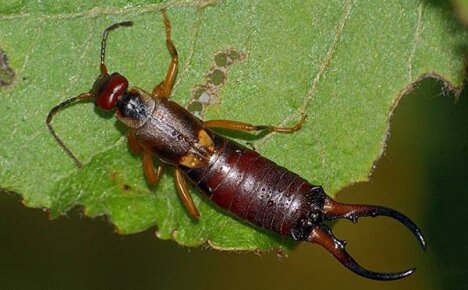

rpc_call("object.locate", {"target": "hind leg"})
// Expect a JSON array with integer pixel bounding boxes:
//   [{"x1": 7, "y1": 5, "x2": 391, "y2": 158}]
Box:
[{"x1": 204, "y1": 114, "x2": 306, "y2": 133}]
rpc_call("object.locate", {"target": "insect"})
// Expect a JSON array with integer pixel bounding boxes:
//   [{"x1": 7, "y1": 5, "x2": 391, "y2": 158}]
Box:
[{"x1": 47, "y1": 11, "x2": 425, "y2": 281}]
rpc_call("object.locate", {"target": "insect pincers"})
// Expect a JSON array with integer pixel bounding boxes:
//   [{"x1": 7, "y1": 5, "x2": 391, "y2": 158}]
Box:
[{"x1": 47, "y1": 10, "x2": 425, "y2": 281}]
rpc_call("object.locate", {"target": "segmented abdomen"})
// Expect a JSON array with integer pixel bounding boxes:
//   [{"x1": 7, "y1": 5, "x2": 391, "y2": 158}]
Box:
[{"x1": 180, "y1": 130, "x2": 326, "y2": 240}]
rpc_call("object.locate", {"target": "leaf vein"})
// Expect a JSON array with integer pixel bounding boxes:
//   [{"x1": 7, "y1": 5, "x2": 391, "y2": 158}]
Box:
[
  {"x1": 254, "y1": 0, "x2": 354, "y2": 147},
  {"x1": 0, "y1": 0, "x2": 219, "y2": 21},
  {"x1": 175, "y1": 6, "x2": 206, "y2": 99},
  {"x1": 407, "y1": 0, "x2": 424, "y2": 82}
]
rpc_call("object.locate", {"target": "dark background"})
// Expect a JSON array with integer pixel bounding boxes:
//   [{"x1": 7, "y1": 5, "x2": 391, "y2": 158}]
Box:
[{"x1": 0, "y1": 77, "x2": 467, "y2": 290}]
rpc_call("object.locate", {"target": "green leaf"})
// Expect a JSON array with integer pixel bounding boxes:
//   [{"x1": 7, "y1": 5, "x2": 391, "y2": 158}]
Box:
[{"x1": 0, "y1": 1, "x2": 466, "y2": 251}]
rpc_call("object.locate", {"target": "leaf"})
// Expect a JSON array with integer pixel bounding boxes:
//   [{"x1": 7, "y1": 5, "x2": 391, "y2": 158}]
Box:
[{"x1": 0, "y1": 0, "x2": 466, "y2": 251}]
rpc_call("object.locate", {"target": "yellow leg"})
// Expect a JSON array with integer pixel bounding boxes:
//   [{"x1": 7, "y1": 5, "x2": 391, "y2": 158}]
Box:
[
  {"x1": 128, "y1": 130, "x2": 142, "y2": 154},
  {"x1": 152, "y1": 10, "x2": 178, "y2": 98},
  {"x1": 204, "y1": 114, "x2": 306, "y2": 133},
  {"x1": 128, "y1": 131, "x2": 165, "y2": 185},
  {"x1": 141, "y1": 150, "x2": 165, "y2": 185},
  {"x1": 174, "y1": 168, "x2": 200, "y2": 219}
]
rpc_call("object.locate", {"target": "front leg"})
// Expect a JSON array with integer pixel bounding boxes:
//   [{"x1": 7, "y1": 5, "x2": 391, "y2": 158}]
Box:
[{"x1": 152, "y1": 10, "x2": 179, "y2": 98}]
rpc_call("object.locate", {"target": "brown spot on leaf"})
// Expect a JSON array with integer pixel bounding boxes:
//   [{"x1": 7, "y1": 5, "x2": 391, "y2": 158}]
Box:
[
  {"x1": 187, "y1": 101, "x2": 203, "y2": 113},
  {"x1": 0, "y1": 48, "x2": 15, "y2": 87},
  {"x1": 187, "y1": 48, "x2": 246, "y2": 118},
  {"x1": 110, "y1": 171, "x2": 135, "y2": 193},
  {"x1": 214, "y1": 52, "x2": 228, "y2": 67},
  {"x1": 208, "y1": 69, "x2": 226, "y2": 86}
]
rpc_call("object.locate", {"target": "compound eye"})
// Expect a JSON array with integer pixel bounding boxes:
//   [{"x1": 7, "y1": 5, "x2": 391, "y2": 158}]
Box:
[{"x1": 94, "y1": 73, "x2": 128, "y2": 111}]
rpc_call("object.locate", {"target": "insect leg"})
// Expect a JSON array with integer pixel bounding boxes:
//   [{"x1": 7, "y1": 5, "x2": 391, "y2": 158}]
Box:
[
  {"x1": 128, "y1": 131, "x2": 165, "y2": 185},
  {"x1": 204, "y1": 114, "x2": 306, "y2": 133},
  {"x1": 127, "y1": 130, "x2": 143, "y2": 155},
  {"x1": 174, "y1": 168, "x2": 200, "y2": 219},
  {"x1": 141, "y1": 150, "x2": 165, "y2": 185},
  {"x1": 152, "y1": 10, "x2": 179, "y2": 98}
]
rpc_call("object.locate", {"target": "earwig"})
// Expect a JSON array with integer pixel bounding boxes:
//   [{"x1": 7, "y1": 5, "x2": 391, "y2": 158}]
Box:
[{"x1": 46, "y1": 11, "x2": 426, "y2": 281}]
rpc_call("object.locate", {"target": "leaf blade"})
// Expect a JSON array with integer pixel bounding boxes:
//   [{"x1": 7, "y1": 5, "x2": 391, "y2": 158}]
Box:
[{"x1": 0, "y1": 0, "x2": 466, "y2": 251}]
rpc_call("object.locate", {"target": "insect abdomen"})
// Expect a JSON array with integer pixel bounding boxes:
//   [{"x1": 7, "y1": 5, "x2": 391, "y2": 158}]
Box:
[{"x1": 180, "y1": 131, "x2": 326, "y2": 240}]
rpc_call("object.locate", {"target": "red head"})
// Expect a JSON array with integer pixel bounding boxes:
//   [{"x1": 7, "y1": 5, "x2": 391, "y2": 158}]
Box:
[{"x1": 91, "y1": 72, "x2": 129, "y2": 111}]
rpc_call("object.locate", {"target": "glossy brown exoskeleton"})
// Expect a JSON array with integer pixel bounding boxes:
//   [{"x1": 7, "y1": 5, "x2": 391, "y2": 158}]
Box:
[{"x1": 47, "y1": 11, "x2": 426, "y2": 281}]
